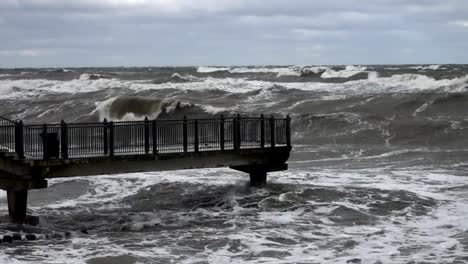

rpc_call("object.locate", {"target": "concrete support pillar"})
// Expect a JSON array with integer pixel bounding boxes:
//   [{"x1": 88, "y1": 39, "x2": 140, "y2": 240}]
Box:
[
  {"x1": 249, "y1": 171, "x2": 267, "y2": 188},
  {"x1": 7, "y1": 189, "x2": 28, "y2": 223}
]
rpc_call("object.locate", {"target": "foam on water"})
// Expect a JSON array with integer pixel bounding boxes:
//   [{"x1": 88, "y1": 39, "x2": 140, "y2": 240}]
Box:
[
  {"x1": 321, "y1": 65, "x2": 369, "y2": 78},
  {"x1": 198, "y1": 66, "x2": 326, "y2": 77},
  {"x1": 197, "y1": 66, "x2": 230, "y2": 73},
  {"x1": 411, "y1": 65, "x2": 442, "y2": 70},
  {"x1": 1, "y1": 161, "x2": 467, "y2": 263},
  {"x1": 2, "y1": 71, "x2": 466, "y2": 103},
  {"x1": 199, "y1": 104, "x2": 233, "y2": 115},
  {"x1": 2, "y1": 65, "x2": 468, "y2": 263}
]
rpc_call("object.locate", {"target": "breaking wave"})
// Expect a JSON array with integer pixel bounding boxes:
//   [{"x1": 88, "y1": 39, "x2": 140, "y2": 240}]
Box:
[
  {"x1": 410, "y1": 65, "x2": 442, "y2": 70},
  {"x1": 95, "y1": 96, "x2": 232, "y2": 121},
  {"x1": 197, "y1": 66, "x2": 230, "y2": 73},
  {"x1": 169, "y1": 73, "x2": 201, "y2": 83},
  {"x1": 197, "y1": 66, "x2": 326, "y2": 77},
  {"x1": 79, "y1": 73, "x2": 114, "y2": 80},
  {"x1": 0, "y1": 72, "x2": 467, "y2": 102},
  {"x1": 321, "y1": 65, "x2": 371, "y2": 78},
  {"x1": 96, "y1": 97, "x2": 195, "y2": 121}
]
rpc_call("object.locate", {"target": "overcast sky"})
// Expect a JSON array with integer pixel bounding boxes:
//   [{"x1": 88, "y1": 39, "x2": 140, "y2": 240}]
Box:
[{"x1": 0, "y1": 0, "x2": 467, "y2": 67}]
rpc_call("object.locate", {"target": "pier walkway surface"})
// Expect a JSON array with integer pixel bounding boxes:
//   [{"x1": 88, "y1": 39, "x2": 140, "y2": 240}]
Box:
[{"x1": 0, "y1": 115, "x2": 291, "y2": 223}]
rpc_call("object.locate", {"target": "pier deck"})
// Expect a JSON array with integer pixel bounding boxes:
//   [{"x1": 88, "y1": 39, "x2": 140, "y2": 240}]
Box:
[{"x1": 0, "y1": 115, "x2": 291, "y2": 223}]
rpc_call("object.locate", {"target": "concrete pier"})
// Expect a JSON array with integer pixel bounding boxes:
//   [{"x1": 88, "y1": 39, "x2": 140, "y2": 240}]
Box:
[
  {"x1": 7, "y1": 190, "x2": 28, "y2": 223},
  {"x1": 0, "y1": 115, "x2": 292, "y2": 223}
]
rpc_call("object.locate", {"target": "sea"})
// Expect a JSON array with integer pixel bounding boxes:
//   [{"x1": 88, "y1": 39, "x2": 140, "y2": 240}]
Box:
[{"x1": 0, "y1": 64, "x2": 468, "y2": 263}]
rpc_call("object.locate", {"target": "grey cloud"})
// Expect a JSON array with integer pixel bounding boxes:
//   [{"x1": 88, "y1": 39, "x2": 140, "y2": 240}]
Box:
[{"x1": 0, "y1": 0, "x2": 467, "y2": 67}]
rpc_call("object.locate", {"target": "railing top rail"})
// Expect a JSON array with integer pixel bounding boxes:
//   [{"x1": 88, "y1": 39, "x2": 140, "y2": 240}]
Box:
[
  {"x1": 0, "y1": 115, "x2": 18, "y2": 125},
  {"x1": 2, "y1": 115, "x2": 290, "y2": 127}
]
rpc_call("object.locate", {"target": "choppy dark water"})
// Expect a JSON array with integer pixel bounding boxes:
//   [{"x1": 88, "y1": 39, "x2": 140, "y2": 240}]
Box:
[{"x1": 1, "y1": 65, "x2": 468, "y2": 263}]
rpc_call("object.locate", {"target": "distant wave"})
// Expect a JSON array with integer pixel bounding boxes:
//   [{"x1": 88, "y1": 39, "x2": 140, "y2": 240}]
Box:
[
  {"x1": 371, "y1": 74, "x2": 468, "y2": 91},
  {"x1": 170, "y1": 73, "x2": 202, "y2": 82},
  {"x1": 321, "y1": 65, "x2": 371, "y2": 78},
  {"x1": 300, "y1": 66, "x2": 328, "y2": 76},
  {"x1": 197, "y1": 66, "x2": 329, "y2": 77},
  {"x1": 197, "y1": 66, "x2": 300, "y2": 76},
  {"x1": 79, "y1": 73, "x2": 114, "y2": 80},
  {"x1": 197, "y1": 67, "x2": 230, "y2": 73},
  {"x1": 197, "y1": 65, "x2": 374, "y2": 78},
  {"x1": 0, "y1": 71, "x2": 467, "y2": 101},
  {"x1": 410, "y1": 65, "x2": 442, "y2": 70}
]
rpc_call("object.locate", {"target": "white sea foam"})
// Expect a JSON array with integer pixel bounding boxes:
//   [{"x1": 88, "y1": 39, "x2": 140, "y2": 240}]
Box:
[
  {"x1": 321, "y1": 65, "x2": 369, "y2": 78},
  {"x1": 197, "y1": 66, "x2": 230, "y2": 73},
  {"x1": 197, "y1": 66, "x2": 303, "y2": 77},
  {"x1": 0, "y1": 72, "x2": 466, "y2": 102},
  {"x1": 171, "y1": 72, "x2": 201, "y2": 82},
  {"x1": 231, "y1": 66, "x2": 301, "y2": 77},
  {"x1": 367, "y1": 71, "x2": 379, "y2": 80},
  {"x1": 3, "y1": 164, "x2": 468, "y2": 263},
  {"x1": 199, "y1": 104, "x2": 232, "y2": 115},
  {"x1": 411, "y1": 65, "x2": 442, "y2": 70}
]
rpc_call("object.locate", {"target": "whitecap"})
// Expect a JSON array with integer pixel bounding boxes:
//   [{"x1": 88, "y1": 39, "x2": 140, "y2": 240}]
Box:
[
  {"x1": 321, "y1": 65, "x2": 369, "y2": 78},
  {"x1": 410, "y1": 65, "x2": 442, "y2": 70},
  {"x1": 197, "y1": 66, "x2": 230, "y2": 73}
]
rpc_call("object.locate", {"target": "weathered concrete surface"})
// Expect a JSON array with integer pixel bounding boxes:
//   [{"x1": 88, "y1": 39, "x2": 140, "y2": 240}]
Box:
[
  {"x1": 0, "y1": 147, "x2": 290, "y2": 189},
  {"x1": 28, "y1": 146, "x2": 291, "y2": 179},
  {"x1": 7, "y1": 190, "x2": 28, "y2": 223}
]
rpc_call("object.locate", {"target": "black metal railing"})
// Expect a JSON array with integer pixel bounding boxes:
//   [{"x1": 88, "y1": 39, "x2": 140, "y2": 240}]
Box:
[
  {"x1": 0, "y1": 116, "x2": 18, "y2": 155},
  {"x1": 0, "y1": 115, "x2": 291, "y2": 160}
]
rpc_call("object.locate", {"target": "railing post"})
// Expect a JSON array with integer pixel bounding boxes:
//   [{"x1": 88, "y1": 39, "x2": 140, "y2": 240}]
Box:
[
  {"x1": 109, "y1": 121, "x2": 114, "y2": 157},
  {"x1": 220, "y1": 115, "x2": 225, "y2": 151},
  {"x1": 194, "y1": 119, "x2": 199, "y2": 153},
  {"x1": 237, "y1": 114, "x2": 241, "y2": 149},
  {"x1": 260, "y1": 114, "x2": 265, "y2": 149},
  {"x1": 15, "y1": 121, "x2": 24, "y2": 159},
  {"x1": 152, "y1": 120, "x2": 157, "y2": 154},
  {"x1": 270, "y1": 115, "x2": 275, "y2": 148},
  {"x1": 232, "y1": 116, "x2": 238, "y2": 150},
  {"x1": 183, "y1": 116, "x2": 188, "y2": 153},
  {"x1": 144, "y1": 117, "x2": 150, "y2": 154},
  {"x1": 103, "y1": 119, "x2": 108, "y2": 155},
  {"x1": 42, "y1": 124, "x2": 48, "y2": 160},
  {"x1": 286, "y1": 115, "x2": 291, "y2": 147},
  {"x1": 233, "y1": 114, "x2": 241, "y2": 150},
  {"x1": 60, "y1": 120, "x2": 68, "y2": 159}
]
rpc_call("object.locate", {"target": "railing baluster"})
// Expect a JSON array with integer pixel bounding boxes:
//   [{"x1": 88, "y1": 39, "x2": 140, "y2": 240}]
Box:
[
  {"x1": 270, "y1": 115, "x2": 275, "y2": 148},
  {"x1": 144, "y1": 117, "x2": 150, "y2": 154},
  {"x1": 183, "y1": 116, "x2": 188, "y2": 153},
  {"x1": 109, "y1": 121, "x2": 114, "y2": 157},
  {"x1": 152, "y1": 120, "x2": 157, "y2": 154},
  {"x1": 260, "y1": 114, "x2": 265, "y2": 149},
  {"x1": 220, "y1": 115, "x2": 225, "y2": 151},
  {"x1": 42, "y1": 124, "x2": 48, "y2": 160},
  {"x1": 236, "y1": 114, "x2": 241, "y2": 150},
  {"x1": 194, "y1": 119, "x2": 199, "y2": 153},
  {"x1": 61, "y1": 120, "x2": 68, "y2": 159},
  {"x1": 103, "y1": 119, "x2": 108, "y2": 155},
  {"x1": 15, "y1": 121, "x2": 24, "y2": 158},
  {"x1": 286, "y1": 115, "x2": 291, "y2": 147},
  {"x1": 232, "y1": 116, "x2": 237, "y2": 150}
]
